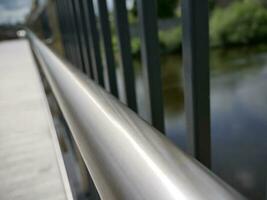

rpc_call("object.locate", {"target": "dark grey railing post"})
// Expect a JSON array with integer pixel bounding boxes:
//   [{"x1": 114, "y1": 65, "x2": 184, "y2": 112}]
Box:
[
  {"x1": 77, "y1": 0, "x2": 94, "y2": 79},
  {"x1": 97, "y1": 0, "x2": 119, "y2": 97},
  {"x1": 63, "y1": 0, "x2": 76, "y2": 65},
  {"x1": 72, "y1": 0, "x2": 93, "y2": 77},
  {"x1": 56, "y1": 0, "x2": 74, "y2": 63},
  {"x1": 113, "y1": 0, "x2": 137, "y2": 112},
  {"x1": 136, "y1": 0, "x2": 165, "y2": 132},
  {"x1": 66, "y1": 0, "x2": 84, "y2": 71},
  {"x1": 55, "y1": 0, "x2": 70, "y2": 59},
  {"x1": 69, "y1": 0, "x2": 86, "y2": 72},
  {"x1": 181, "y1": 0, "x2": 211, "y2": 168},
  {"x1": 61, "y1": 0, "x2": 75, "y2": 65},
  {"x1": 60, "y1": 0, "x2": 81, "y2": 68},
  {"x1": 81, "y1": 0, "x2": 105, "y2": 87},
  {"x1": 40, "y1": 9, "x2": 52, "y2": 40}
]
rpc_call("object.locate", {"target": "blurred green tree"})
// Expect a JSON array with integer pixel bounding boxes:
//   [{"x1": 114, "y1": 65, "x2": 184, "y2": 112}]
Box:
[
  {"x1": 131, "y1": 0, "x2": 179, "y2": 19},
  {"x1": 157, "y1": 0, "x2": 179, "y2": 18}
]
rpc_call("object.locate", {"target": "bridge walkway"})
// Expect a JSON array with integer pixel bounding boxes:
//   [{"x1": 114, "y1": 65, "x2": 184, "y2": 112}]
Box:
[{"x1": 0, "y1": 39, "x2": 72, "y2": 200}]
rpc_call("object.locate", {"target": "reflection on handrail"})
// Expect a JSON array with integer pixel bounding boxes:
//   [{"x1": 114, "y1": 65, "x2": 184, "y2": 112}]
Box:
[{"x1": 29, "y1": 31, "x2": 246, "y2": 200}]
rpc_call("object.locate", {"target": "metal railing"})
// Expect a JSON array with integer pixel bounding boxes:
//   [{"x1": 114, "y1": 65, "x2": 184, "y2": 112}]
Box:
[
  {"x1": 29, "y1": 32, "x2": 245, "y2": 200},
  {"x1": 32, "y1": 0, "x2": 211, "y2": 168}
]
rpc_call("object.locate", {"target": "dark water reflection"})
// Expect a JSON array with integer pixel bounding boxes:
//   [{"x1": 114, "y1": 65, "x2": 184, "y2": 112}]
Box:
[{"x1": 123, "y1": 48, "x2": 267, "y2": 199}]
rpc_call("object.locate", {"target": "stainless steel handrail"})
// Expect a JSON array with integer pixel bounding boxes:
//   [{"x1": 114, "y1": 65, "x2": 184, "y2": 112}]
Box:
[{"x1": 29, "y1": 32, "x2": 245, "y2": 200}]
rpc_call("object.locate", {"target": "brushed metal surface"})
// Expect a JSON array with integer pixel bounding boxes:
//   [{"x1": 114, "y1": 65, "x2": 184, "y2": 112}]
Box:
[{"x1": 30, "y1": 33, "x2": 246, "y2": 200}]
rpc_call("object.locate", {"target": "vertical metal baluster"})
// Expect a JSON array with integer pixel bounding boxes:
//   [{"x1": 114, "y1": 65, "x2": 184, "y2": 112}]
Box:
[
  {"x1": 40, "y1": 9, "x2": 52, "y2": 40},
  {"x1": 136, "y1": 0, "x2": 165, "y2": 132},
  {"x1": 70, "y1": 0, "x2": 86, "y2": 72},
  {"x1": 181, "y1": 0, "x2": 211, "y2": 168},
  {"x1": 63, "y1": 0, "x2": 75, "y2": 64},
  {"x1": 113, "y1": 0, "x2": 137, "y2": 112},
  {"x1": 65, "y1": 0, "x2": 83, "y2": 70},
  {"x1": 77, "y1": 0, "x2": 94, "y2": 79},
  {"x1": 81, "y1": 0, "x2": 105, "y2": 87},
  {"x1": 62, "y1": 0, "x2": 75, "y2": 64},
  {"x1": 61, "y1": 0, "x2": 77, "y2": 66},
  {"x1": 66, "y1": 0, "x2": 83, "y2": 71},
  {"x1": 56, "y1": 0, "x2": 71, "y2": 60},
  {"x1": 97, "y1": 0, "x2": 118, "y2": 97},
  {"x1": 55, "y1": 0, "x2": 70, "y2": 59},
  {"x1": 72, "y1": 0, "x2": 93, "y2": 78}
]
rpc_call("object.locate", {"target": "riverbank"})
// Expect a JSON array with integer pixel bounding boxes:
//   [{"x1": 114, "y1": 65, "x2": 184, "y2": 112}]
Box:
[{"x1": 127, "y1": 0, "x2": 267, "y2": 57}]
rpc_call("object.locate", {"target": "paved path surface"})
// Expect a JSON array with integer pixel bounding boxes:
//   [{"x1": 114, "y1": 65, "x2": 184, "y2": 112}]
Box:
[{"x1": 0, "y1": 39, "x2": 72, "y2": 200}]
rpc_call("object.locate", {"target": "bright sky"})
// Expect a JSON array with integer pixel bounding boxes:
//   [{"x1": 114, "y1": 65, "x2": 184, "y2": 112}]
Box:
[
  {"x1": 0, "y1": 0, "x2": 134, "y2": 25},
  {"x1": 0, "y1": 0, "x2": 33, "y2": 24}
]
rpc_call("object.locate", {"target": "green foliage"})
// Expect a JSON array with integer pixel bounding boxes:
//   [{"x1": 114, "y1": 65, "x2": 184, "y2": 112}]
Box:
[
  {"x1": 111, "y1": 35, "x2": 141, "y2": 57},
  {"x1": 131, "y1": 37, "x2": 141, "y2": 56},
  {"x1": 210, "y1": 0, "x2": 267, "y2": 47},
  {"x1": 130, "y1": 27, "x2": 182, "y2": 56},
  {"x1": 159, "y1": 27, "x2": 182, "y2": 53},
  {"x1": 157, "y1": 0, "x2": 179, "y2": 18},
  {"x1": 208, "y1": 0, "x2": 216, "y2": 12},
  {"x1": 111, "y1": 0, "x2": 267, "y2": 56},
  {"x1": 131, "y1": 0, "x2": 179, "y2": 19}
]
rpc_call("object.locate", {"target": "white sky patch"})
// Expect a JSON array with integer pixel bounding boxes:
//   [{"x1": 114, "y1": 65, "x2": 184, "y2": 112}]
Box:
[
  {"x1": 0, "y1": 0, "x2": 32, "y2": 24},
  {"x1": 0, "y1": 0, "x2": 132, "y2": 25},
  {"x1": 105, "y1": 0, "x2": 134, "y2": 11}
]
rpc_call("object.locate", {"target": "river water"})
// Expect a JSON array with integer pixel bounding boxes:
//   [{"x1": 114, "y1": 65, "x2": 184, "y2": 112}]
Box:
[{"x1": 117, "y1": 47, "x2": 267, "y2": 199}]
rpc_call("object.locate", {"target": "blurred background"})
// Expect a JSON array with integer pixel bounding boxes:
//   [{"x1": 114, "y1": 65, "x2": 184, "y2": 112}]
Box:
[{"x1": 1, "y1": 0, "x2": 267, "y2": 199}]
